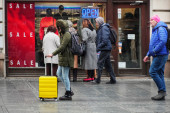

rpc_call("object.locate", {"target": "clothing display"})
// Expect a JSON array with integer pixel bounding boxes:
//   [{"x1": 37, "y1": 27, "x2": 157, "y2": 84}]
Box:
[{"x1": 39, "y1": 17, "x2": 58, "y2": 40}]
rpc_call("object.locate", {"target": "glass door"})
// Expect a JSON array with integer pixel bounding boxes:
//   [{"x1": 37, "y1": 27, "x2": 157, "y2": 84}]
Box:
[
  {"x1": 118, "y1": 8, "x2": 141, "y2": 69},
  {"x1": 112, "y1": 3, "x2": 149, "y2": 76}
]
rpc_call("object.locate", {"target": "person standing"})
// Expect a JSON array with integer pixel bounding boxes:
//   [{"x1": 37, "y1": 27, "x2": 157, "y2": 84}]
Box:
[
  {"x1": 143, "y1": 15, "x2": 169, "y2": 100},
  {"x1": 67, "y1": 20, "x2": 79, "y2": 82},
  {"x1": 43, "y1": 25, "x2": 60, "y2": 76},
  {"x1": 94, "y1": 17, "x2": 116, "y2": 84},
  {"x1": 47, "y1": 19, "x2": 74, "y2": 100},
  {"x1": 81, "y1": 19, "x2": 98, "y2": 82}
]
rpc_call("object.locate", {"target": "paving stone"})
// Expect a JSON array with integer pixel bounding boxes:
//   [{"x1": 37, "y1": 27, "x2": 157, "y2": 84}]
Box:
[{"x1": 0, "y1": 77, "x2": 170, "y2": 113}]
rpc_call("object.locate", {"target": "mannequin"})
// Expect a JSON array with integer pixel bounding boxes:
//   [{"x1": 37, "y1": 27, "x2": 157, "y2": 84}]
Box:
[
  {"x1": 54, "y1": 5, "x2": 68, "y2": 20},
  {"x1": 39, "y1": 8, "x2": 58, "y2": 40}
]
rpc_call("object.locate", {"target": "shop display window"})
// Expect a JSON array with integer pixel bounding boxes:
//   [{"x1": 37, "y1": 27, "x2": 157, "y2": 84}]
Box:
[{"x1": 7, "y1": 2, "x2": 106, "y2": 67}]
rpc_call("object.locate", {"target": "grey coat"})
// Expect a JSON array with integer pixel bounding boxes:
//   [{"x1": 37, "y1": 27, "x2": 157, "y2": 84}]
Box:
[{"x1": 81, "y1": 28, "x2": 98, "y2": 70}]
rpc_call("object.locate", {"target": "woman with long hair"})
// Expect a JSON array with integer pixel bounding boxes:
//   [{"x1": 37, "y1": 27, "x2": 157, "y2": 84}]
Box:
[{"x1": 82, "y1": 19, "x2": 98, "y2": 82}]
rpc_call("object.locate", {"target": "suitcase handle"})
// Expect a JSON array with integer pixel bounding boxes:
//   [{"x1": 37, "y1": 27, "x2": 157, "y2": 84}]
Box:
[{"x1": 45, "y1": 56, "x2": 53, "y2": 76}]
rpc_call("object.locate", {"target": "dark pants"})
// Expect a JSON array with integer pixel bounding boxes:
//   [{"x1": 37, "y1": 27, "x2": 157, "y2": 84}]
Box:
[
  {"x1": 96, "y1": 50, "x2": 116, "y2": 82},
  {"x1": 87, "y1": 70, "x2": 94, "y2": 78},
  {"x1": 46, "y1": 63, "x2": 58, "y2": 76}
]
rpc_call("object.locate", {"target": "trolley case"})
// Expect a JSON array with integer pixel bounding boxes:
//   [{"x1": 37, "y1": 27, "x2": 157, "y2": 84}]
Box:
[{"x1": 39, "y1": 57, "x2": 58, "y2": 101}]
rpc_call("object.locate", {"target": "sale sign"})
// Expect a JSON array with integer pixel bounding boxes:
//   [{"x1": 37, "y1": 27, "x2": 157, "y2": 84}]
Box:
[{"x1": 7, "y1": 2, "x2": 35, "y2": 67}]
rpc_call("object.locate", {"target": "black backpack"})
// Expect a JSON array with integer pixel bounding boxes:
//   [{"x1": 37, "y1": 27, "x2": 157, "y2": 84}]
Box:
[
  {"x1": 70, "y1": 33, "x2": 84, "y2": 56},
  {"x1": 108, "y1": 26, "x2": 117, "y2": 49},
  {"x1": 157, "y1": 26, "x2": 170, "y2": 50}
]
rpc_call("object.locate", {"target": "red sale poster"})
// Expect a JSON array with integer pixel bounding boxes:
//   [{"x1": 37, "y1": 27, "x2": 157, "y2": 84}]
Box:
[{"x1": 7, "y1": 2, "x2": 35, "y2": 67}]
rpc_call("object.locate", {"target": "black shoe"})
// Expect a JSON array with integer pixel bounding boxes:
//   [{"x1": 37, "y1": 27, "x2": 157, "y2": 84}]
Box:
[
  {"x1": 59, "y1": 91, "x2": 72, "y2": 100},
  {"x1": 73, "y1": 79, "x2": 77, "y2": 82},
  {"x1": 91, "y1": 80, "x2": 100, "y2": 84},
  {"x1": 106, "y1": 80, "x2": 116, "y2": 84},
  {"x1": 71, "y1": 90, "x2": 74, "y2": 96}
]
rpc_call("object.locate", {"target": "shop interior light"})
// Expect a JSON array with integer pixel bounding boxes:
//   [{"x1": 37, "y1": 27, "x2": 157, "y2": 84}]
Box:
[{"x1": 130, "y1": 1, "x2": 143, "y2": 5}]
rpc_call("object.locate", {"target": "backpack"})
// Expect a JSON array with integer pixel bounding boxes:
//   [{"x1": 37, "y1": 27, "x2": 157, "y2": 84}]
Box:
[
  {"x1": 70, "y1": 33, "x2": 84, "y2": 56},
  {"x1": 108, "y1": 26, "x2": 117, "y2": 49},
  {"x1": 157, "y1": 26, "x2": 170, "y2": 50}
]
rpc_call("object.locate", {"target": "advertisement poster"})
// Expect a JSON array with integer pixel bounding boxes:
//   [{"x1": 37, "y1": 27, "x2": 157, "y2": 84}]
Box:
[{"x1": 7, "y1": 3, "x2": 35, "y2": 67}]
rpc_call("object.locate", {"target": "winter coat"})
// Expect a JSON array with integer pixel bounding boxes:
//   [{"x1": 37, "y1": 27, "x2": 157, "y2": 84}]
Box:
[
  {"x1": 147, "y1": 21, "x2": 169, "y2": 56},
  {"x1": 96, "y1": 23, "x2": 112, "y2": 52},
  {"x1": 82, "y1": 28, "x2": 98, "y2": 70},
  {"x1": 43, "y1": 32, "x2": 60, "y2": 64},
  {"x1": 52, "y1": 20, "x2": 74, "y2": 68}
]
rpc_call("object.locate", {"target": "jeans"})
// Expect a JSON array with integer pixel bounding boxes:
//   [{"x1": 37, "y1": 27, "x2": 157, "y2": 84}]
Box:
[
  {"x1": 57, "y1": 66, "x2": 70, "y2": 91},
  {"x1": 149, "y1": 55, "x2": 168, "y2": 92},
  {"x1": 96, "y1": 50, "x2": 116, "y2": 82}
]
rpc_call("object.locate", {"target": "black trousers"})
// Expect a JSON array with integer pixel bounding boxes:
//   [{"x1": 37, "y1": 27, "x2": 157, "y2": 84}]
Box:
[
  {"x1": 96, "y1": 50, "x2": 116, "y2": 82},
  {"x1": 46, "y1": 63, "x2": 58, "y2": 76}
]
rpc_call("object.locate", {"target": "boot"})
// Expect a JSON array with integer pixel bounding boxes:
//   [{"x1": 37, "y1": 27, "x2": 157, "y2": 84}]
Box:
[
  {"x1": 151, "y1": 91, "x2": 166, "y2": 100},
  {"x1": 73, "y1": 69, "x2": 77, "y2": 82},
  {"x1": 59, "y1": 91, "x2": 72, "y2": 100},
  {"x1": 70, "y1": 88, "x2": 74, "y2": 96}
]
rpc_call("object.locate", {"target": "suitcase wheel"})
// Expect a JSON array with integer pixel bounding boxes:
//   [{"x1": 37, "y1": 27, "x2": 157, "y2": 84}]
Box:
[
  {"x1": 54, "y1": 98, "x2": 58, "y2": 101},
  {"x1": 40, "y1": 98, "x2": 44, "y2": 101}
]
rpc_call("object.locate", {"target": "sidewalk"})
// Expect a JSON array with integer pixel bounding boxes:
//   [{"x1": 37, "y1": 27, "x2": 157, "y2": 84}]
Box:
[{"x1": 0, "y1": 77, "x2": 170, "y2": 113}]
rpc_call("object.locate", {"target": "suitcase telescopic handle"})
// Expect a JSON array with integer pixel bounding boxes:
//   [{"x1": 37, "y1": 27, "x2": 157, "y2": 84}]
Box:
[{"x1": 45, "y1": 56, "x2": 53, "y2": 76}]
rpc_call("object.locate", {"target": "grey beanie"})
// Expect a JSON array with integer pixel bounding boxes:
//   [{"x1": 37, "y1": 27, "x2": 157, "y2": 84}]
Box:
[{"x1": 95, "y1": 17, "x2": 104, "y2": 26}]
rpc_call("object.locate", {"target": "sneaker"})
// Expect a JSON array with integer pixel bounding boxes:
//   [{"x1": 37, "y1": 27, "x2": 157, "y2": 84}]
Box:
[
  {"x1": 91, "y1": 80, "x2": 100, "y2": 84},
  {"x1": 83, "y1": 78, "x2": 92, "y2": 82},
  {"x1": 151, "y1": 91, "x2": 166, "y2": 100}
]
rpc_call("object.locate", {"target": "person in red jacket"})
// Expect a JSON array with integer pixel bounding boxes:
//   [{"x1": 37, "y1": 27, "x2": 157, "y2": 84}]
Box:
[{"x1": 39, "y1": 8, "x2": 58, "y2": 40}]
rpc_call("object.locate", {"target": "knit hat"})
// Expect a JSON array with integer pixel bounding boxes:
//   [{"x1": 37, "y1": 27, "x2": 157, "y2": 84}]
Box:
[
  {"x1": 150, "y1": 15, "x2": 160, "y2": 23},
  {"x1": 95, "y1": 17, "x2": 104, "y2": 26}
]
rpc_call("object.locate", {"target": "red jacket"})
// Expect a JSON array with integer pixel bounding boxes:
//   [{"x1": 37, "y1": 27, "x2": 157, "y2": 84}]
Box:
[{"x1": 39, "y1": 17, "x2": 58, "y2": 40}]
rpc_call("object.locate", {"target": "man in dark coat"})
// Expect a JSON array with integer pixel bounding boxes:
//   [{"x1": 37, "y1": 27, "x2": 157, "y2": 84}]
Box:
[{"x1": 94, "y1": 17, "x2": 116, "y2": 84}]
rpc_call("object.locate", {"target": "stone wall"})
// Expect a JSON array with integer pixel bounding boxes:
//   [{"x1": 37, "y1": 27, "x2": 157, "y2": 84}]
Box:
[
  {"x1": 0, "y1": 0, "x2": 4, "y2": 77},
  {"x1": 165, "y1": 55, "x2": 170, "y2": 78}
]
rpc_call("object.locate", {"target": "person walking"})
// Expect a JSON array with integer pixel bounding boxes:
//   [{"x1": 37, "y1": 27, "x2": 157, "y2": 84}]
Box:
[
  {"x1": 81, "y1": 19, "x2": 98, "y2": 82},
  {"x1": 94, "y1": 17, "x2": 116, "y2": 84},
  {"x1": 143, "y1": 15, "x2": 169, "y2": 100},
  {"x1": 46, "y1": 19, "x2": 74, "y2": 100},
  {"x1": 43, "y1": 25, "x2": 60, "y2": 76}
]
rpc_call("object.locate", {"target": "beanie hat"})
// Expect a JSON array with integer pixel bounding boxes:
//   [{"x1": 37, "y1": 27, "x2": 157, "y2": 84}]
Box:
[
  {"x1": 151, "y1": 15, "x2": 160, "y2": 23},
  {"x1": 95, "y1": 17, "x2": 104, "y2": 26}
]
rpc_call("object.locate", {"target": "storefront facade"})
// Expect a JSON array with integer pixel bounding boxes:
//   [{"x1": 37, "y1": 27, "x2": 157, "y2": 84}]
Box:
[{"x1": 2, "y1": 0, "x2": 150, "y2": 77}]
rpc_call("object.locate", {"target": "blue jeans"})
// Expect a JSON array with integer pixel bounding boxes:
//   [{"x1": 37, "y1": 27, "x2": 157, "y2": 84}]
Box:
[
  {"x1": 96, "y1": 50, "x2": 116, "y2": 82},
  {"x1": 57, "y1": 66, "x2": 70, "y2": 91},
  {"x1": 149, "y1": 55, "x2": 168, "y2": 92}
]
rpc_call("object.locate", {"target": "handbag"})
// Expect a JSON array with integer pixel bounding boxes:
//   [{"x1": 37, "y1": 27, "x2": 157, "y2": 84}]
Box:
[{"x1": 81, "y1": 42, "x2": 87, "y2": 56}]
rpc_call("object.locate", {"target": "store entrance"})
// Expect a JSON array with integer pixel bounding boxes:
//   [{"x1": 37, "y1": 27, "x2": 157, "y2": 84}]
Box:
[{"x1": 113, "y1": 3, "x2": 149, "y2": 76}]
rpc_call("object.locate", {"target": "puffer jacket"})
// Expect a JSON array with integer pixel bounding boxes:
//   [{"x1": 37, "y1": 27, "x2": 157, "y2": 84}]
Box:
[
  {"x1": 96, "y1": 23, "x2": 112, "y2": 52},
  {"x1": 147, "y1": 21, "x2": 169, "y2": 56},
  {"x1": 52, "y1": 20, "x2": 74, "y2": 68}
]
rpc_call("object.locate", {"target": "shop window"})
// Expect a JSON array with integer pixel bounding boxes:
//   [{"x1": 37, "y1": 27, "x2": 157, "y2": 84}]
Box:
[{"x1": 7, "y1": 2, "x2": 106, "y2": 67}]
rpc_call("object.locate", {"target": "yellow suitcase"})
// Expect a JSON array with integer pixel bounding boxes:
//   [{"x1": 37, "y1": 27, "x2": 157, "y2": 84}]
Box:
[
  {"x1": 39, "y1": 57, "x2": 58, "y2": 101},
  {"x1": 39, "y1": 76, "x2": 58, "y2": 101}
]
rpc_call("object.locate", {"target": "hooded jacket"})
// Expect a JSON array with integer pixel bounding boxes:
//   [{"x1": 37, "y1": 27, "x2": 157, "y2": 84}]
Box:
[
  {"x1": 96, "y1": 23, "x2": 112, "y2": 52},
  {"x1": 147, "y1": 21, "x2": 169, "y2": 56},
  {"x1": 52, "y1": 20, "x2": 74, "y2": 68}
]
